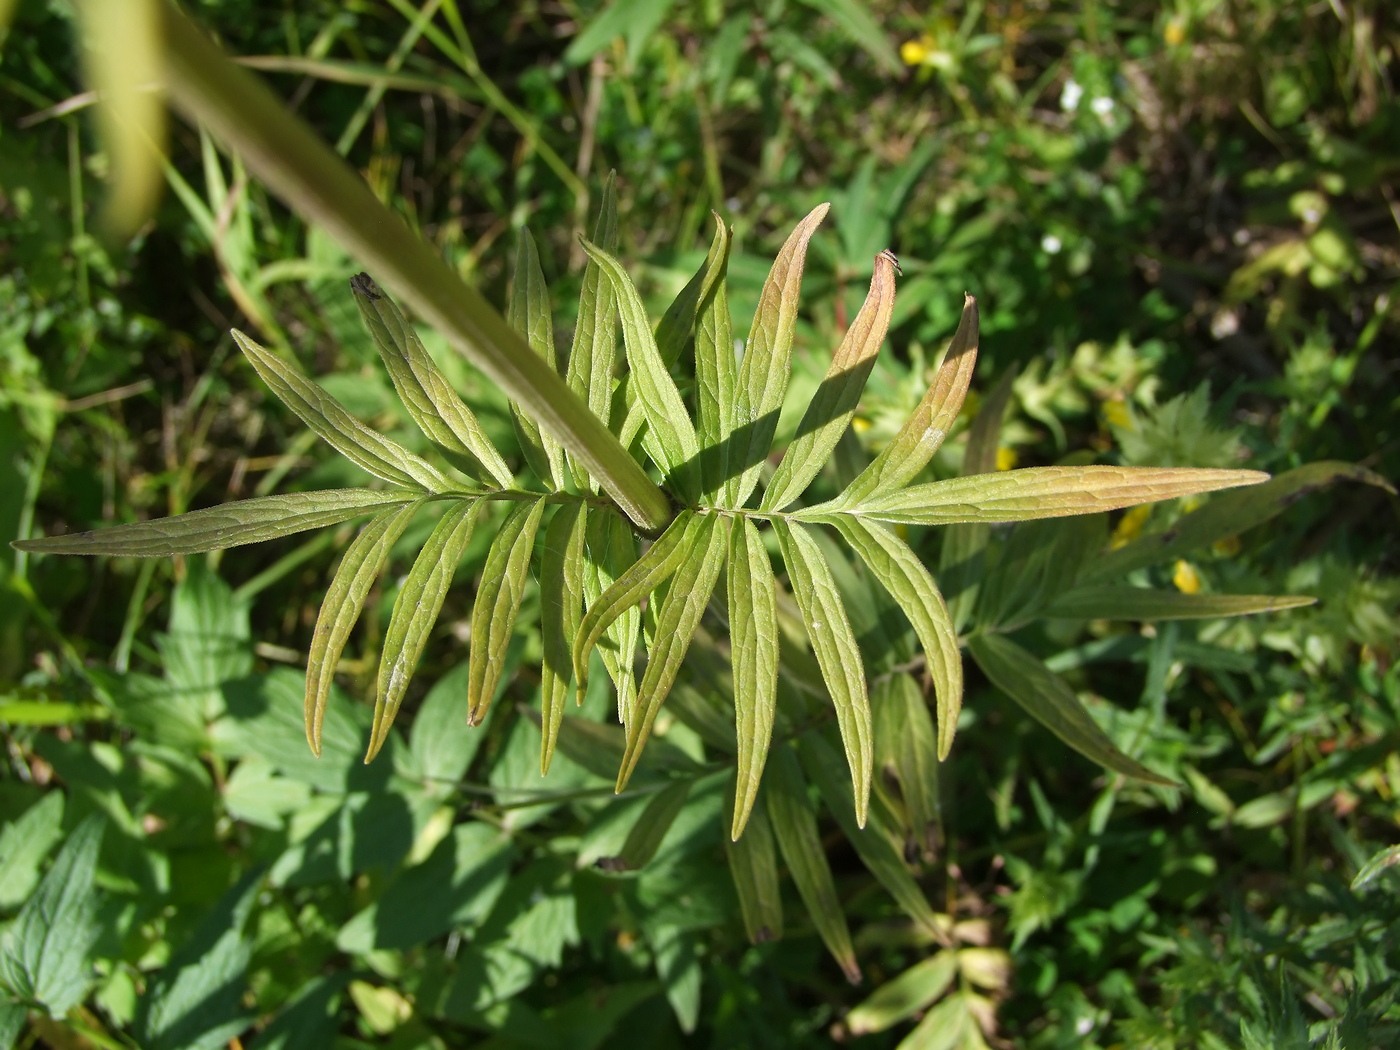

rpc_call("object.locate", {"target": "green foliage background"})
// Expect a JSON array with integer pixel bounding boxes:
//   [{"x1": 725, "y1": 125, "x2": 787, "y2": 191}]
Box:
[{"x1": 0, "y1": 0, "x2": 1398, "y2": 1047}]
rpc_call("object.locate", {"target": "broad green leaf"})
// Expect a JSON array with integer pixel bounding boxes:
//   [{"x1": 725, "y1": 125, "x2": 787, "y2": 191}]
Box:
[
  {"x1": 580, "y1": 238, "x2": 700, "y2": 494},
  {"x1": 724, "y1": 779, "x2": 784, "y2": 943},
  {"x1": 468, "y1": 499, "x2": 548, "y2": 726},
  {"x1": 1045, "y1": 586, "x2": 1316, "y2": 621},
  {"x1": 766, "y1": 745, "x2": 860, "y2": 983},
  {"x1": 368, "y1": 499, "x2": 480, "y2": 759},
  {"x1": 13, "y1": 489, "x2": 417, "y2": 557},
  {"x1": 0, "y1": 793, "x2": 65, "y2": 910},
  {"x1": 584, "y1": 510, "x2": 643, "y2": 723},
  {"x1": 728, "y1": 517, "x2": 780, "y2": 840},
  {"x1": 565, "y1": 172, "x2": 621, "y2": 478},
  {"x1": 305, "y1": 500, "x2": 422, "y2": 754},
  {"x1": 352, "y1": 273, "x2": 514, "y2": 488},
  {"x1": 847, "y1": 950, "x2": 958, "y2": 1035},
  {"x1": 539, "y1": 503, "x2": 587, "y2": 773},
  {"x1": 406, "y1": 661, "x2": 491, "y2": 788},
  {"x1": 650, "y1": 924, "x2": 701, "y2": 1035},
  {"x1": 763, "y1": 250, "x2": 898, "y2": 511},
  {"x1": 727, "y1": 203, "x2": 831, "y2": 507},
  {"x1": 602, "y1": 779, "x2": 693, "y2": 871},
  {"x1": 1082, "y1": 460, "x2": 1396, "y2": 582},
  {"x1": 967, "y1": 633, "x2": 1176, "y2": 786},
  {"x1": 693, "y1": 217, "x2": 738, "y2": 498},
  {"x1": 233, "y1": 330, "x2": 452, "y2": 491},
  {"x1": 830, "y1": 466, "x2": 1270, "y2": 526},
  {"x1": 506, "y1": 229, "x2": 567, "y2": 488},
  {"x1": 824, "y1": 516, "x2": 963, "y2": 758},
  {"x1": 574, "y1": 511, "x2": 694, "y2": 704},
  {"x1": 896, "y1": 992, "x2": 971, "y2": 1050},
  {"x1": 618, "y1": 515, "x2": 729, "y2": 790},
  {"x1": 840, "y1": 293, "x2": 979, "y2": 505},
  {"x1": 773, "y1": 519, "x2": 873, "y2": 826},
  {"x1": 872, "y1": 674, "x2": 941, "y2": 857}
]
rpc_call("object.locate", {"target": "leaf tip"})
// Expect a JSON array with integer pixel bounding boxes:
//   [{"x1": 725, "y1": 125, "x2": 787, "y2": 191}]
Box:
[{"x1": 349, "y1": 272, "x2": 381, "y2": 300}]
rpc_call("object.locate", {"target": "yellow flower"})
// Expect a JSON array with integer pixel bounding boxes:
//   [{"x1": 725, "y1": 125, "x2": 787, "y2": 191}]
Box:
[
  {"x1": 1101, "y1": 399, "x2": 1132, "y2": 430},
  {"x1": 1213, "y1": 535, "x2": 1242, "y2": 557},
  {"x1": 996, "y1": 446, "x2": 1018, "y2": 471},
  {"x1": 851, "y1": 416, "x2": 872, "y2": 434},
  {"x1": 901, "y1": 36, "x2": 933, "y2": 66},
  {"x1": 1164, "y1": 17, "x2": 1186, "y2": 46},
  {"x1": 1110, "y1": 504, "x2": 1151, "y2": 549},
  {"x1": 1173, "y1": 560, "x2": 1202, "y2": 594}
]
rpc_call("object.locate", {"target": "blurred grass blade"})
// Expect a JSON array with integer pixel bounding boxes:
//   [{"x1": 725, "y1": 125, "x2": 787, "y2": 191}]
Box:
[
  {"x1": 772, "y1": 519, "x2": 872, "y2": 827},
  {"x1": 847, "y1": 950, "x2": 958, "y2": 1035},
  {"x1": 351, "y1": 273, "x2": 514, "y2": 488},
  {"x1": 832, "y1": 466, "x2": 1270, "y2": 526},
  {"x1": 872, "y1": 674, "x2": 941, "y2": 859},
  {"x1": 539, "y1": 503, "x2": 587, "y2": 773},
  {"x1": 724, "y1": 779, "x2": 784, "y2": 943},
  {"x1": 232, "y1": 330, "x2": 452, "y2": 492},
  {"x1": 583, "y1": 511, "x2": 644, "y2": 721},
  {"x1": 728, "y1": 518, "x2": 780, "y2": 840},
  {"x1": 468, "y1": 499, "x2": 547, "y2": 727},
  {"x1": 692, "y1": 217, "x2": 737, "y2": 498},
  {"x1": 766, "y1": 744, "x2": 861, "y2": 983},
  {"x1": 13, "y1": 489, "x2": 417, "y2": 557},
  {"x1": 305, "y1": 500, "x2": 422, "y2": 754},
  {"x1": 967, "y1": 633, "x2": 1177, "y2": 786},
  {"x1": 574, "y1": 512, "x2": 694, "y2": 702},
  {"x1": 840, "y1": 294, "x2": 979, "y2": 505},
  {"x1": 566, "y1": 173, "x2": 621, "y2": 476},
  {"x1": 728, "y1": 203, "x2": 830, "y2": 507},
  {"x1": 1045, "y1": 586, "x2": 1316, "y2": 621},
  {"x1": 604, "y1": 779, "x2": 692, "y2": 871},
  {"x1": 825, "y1": 516, "x2": 962, "y2": 758},
  {"x1": 795, "y1": 0, "x2": 902, "y2": 75},
  {"x1": 1351, "y1": 844, "x2": 1400, "y2": 891},
  {"x1": 506, "y1": 230, "x2": 567, "y2": 488},
  {"x1": 618, "y1": 515, "x2": 728, "y2": 790},
  {"x1": 1083, "y1": 461, "x2": 1396, "y2": 582},
  {"x1": 369, "y1": 499, "x2": 480, "y2": 760},
  {"x1": 763, "y1": 250, "x2": 898, "y2": 511}
]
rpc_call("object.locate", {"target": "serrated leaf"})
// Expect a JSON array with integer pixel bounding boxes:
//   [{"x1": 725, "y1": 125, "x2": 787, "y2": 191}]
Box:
[
  {"x1": 13, "y1": 489, "x2": 417, "y2": 557},
  {"x1": 727, "y1": 203, "x2": 831, "y2": 507},
  {"x1": 763, "y1": 250, "x2": 898, "y2": 511},
  {"x1": 840, "y1": 294, "x2": 979, "y2": 506},
  {"x1": 765, "y1": 744, "x2": 860, "y2": 983},
  {"x1": 468, "y1": 498, "x2": 548, "y2": 726},
  {"x1": 830, "y1": 466, "x2": 1270, "y2": 526},
  {"x1": 617, "y1": 515, "x2": 728, "y2": 790},
  {"x1": 305, "y1": 500, "x2": 423, "y2": 754},
  {"x1": 847, "y1": 950, "x2": 958, "y2": 1035},
  {"x1": 539, "y1": 503, "x2": 587, "y2": 773},
  {"x1": 824, "y1": 516, "x2": 963, "y2": 758},
  {"x1": 873, "y1": 674, "x2": 941, "y2": 857},
  {"x1": 584, "y1": 510, "x2": 643, "y2": 723},
  {"x1": 368, "y1": 499, "x2": 480, "y2": 759},
  {"x1": 565, "y1": 173, "x2": 621, "y2": 480},
  {"x1": 728, "y1": 517, "x2": 780, "y2": 840},
  {"x1": 506, "y1": 229, "x2": 567, "y2": 488},
  {"x1": 1045, "y1": 586, "x2": 1316, "y2": 621},
  {"x1": 233, "y1": 330, "x2": 452, "y2": 491},
  {"x1": 0, "y1": 793, "x2": 65, "y2": 910},
  {"x1": 967, "y1": 633, "x2": 1176, "y2": 786},
  {"x1": 773, "y1": 519, "x2": 873, "y2": 826},
  {"x1": 351, "y1": 273, "x2": 514, "y2": 488},
  {"x1": 692, "y1": 218, "x2": 738, "y2": 499},
  {"x1": 724, "y1": 779, "x2": 784, "y2": 943},
  {"x1": 602, "y1": 779, "x2": 693, "y2": 871}
]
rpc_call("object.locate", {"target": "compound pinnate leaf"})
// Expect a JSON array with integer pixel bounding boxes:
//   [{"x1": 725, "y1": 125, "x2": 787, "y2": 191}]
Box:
[
  {"x1": 763, "y1": 249, "x2": 898, "y2": 511},
  {"x1": 728, "y1": 202, "x2": 831, "y2": 507},
  {"x1": 305, "y1": 500, "x2": 423, "y2": 754},
  {"x1": 1044, "y1": 585, "x2": 1316, "y2": 621},
  {"x1": 506, "y1": 229, "x2": 567, "y2": 488},
  {"x1": 724, "y1": 779, "x2": 784, "y2": 943},
  {"x1": 839, "y1": 293, "x2": 979, "y2": 506},
  {"x1": 618, "y1": 514, "x2": 728, "y2": 791},
  {"x1": 967, "y1": 632, "x2": 1176, "y2": 786},
  {"x1": 368, "y1": 499, "x2": 480, "y2": 760},
  {"x1": 765, "y1": 745, "x2": 860, "y2": 983},
  {"x1": 773, "y1": 519, "x2": 873, "y2": 827},
  {"x1": 828, "y1": 466, "x2": 1270, "y2": 526},
  {"x1": 468, "y1": 498, "x2": 548, "y2": 726},
  {"x1": 352, "y1": 273, "x2": 514, "y2": 488},
  {"x1": 824, "y1": 516, "x2": 963, "y2": 758},
  {"x1": 13, "y1": 489, "x2": 419, "y2": 557},
  {"x1": 847, "y1": 949, "x2": 958, "y2": 1035},
  {"x1": 566, "y1": 172, "x2": 621, "y2": 452},
  {"x1": 232, "y1": 330, "x2": 452, "y2": 492},
  {"x1": 539, "y1": 503, "x2": 587, "y2": 773},
  {"x1": 728, "y1": 517, "x2": 780, "y2": 841}
]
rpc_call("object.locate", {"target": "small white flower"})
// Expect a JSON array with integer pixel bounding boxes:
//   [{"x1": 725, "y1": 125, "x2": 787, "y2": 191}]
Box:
[
  {"x1": 1090, "y1": 95, "x2": 1115, "y2": 118},
  {"x1": 1076, "y1": 1016, "x2": 1095, "y2": 1036},
  {"x1": 1060, "y1": 78, "x2": 1084, "y2": 112},
  {"x1": 1041, "y1": 234, "x2": 1063, "y2": 254}
]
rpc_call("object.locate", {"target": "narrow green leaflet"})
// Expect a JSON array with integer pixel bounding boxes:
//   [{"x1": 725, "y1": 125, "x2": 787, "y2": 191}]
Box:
[
  {"x1": 839, "y1": 293, "x2": 979, "y2": 506},
  {"x1": 847, "y1": 950, "x2": 958, "y2": 1035},
  {"x1": 1351, "y1": 843, "x2": 1400, "y2": 891},
  {"x1": 824, "y1": 516, "x2": 963, "y2": 759},
  {"x1": 829, "y1": 465, "x2": 1270, "y2": 526},
  {"x1": 723, "y1": 780, "x2": 784, "y2": 943},
  {"x1": 305, "y1": 500, "x2": 422, "y2": 754},
  {"x1": 583, "y1": 510, "x2": 643, "y2": 723},
  {"x1": 1045, "y1": 585, "x2": 1316, "y2": 621},
  {"x1": 967, "y1": 633, "x2": 1176, "y2": 786},
  {"x1": 604, "y1": 779, "x2": 693, "y2": 871},
  {"x1": 773, "y1": 519, "x2": 873, "y2": 827},
  {"x1": 565, "y1": 172, "x2": 621, "y2": 475},
  {"x1": 762, "y1": 249, "x2": 898, "y2": 511},
  {"x1": 538, "y1": 503, "x2": 587, "y2": 773},
  {"x1": 506, "y1": 229, "x2": 567, "y2": 488},
  {"x1": 976, "y1": 515, "x2": 1104, "y2": 633},
  {"x1": 872, "y1": 673, "x2": 941, "y2": 856},
  {"x1": 368, "y1": 499, "x2": 480, "y2": 759},
  {"x1": 14, "y1": 489, "x2": 418, "y2": 557},
  {"x1": 728, "y1": 517, "x2": 780, "y2": 840},
  {"x1": 727, "y1": 203, "x2": 830, "y2": 507},
  {"x1": 468, "y1": 498, "x2": 548, "y2": 726},
  {"x1": 618, "y1": 515, "x2": 729, "y2": 790},
  {"x1": 656, "y1": 212, "x2": 730, "y2": 368},
  {"x1": 232, "y1": 330, "x2": 452, "y2": 492},
  {"x1": 765, "y1": 745, "x2": 860, "y2": 983},
  {"x1": 693, "y1": 218, "x2": 737, "y2": 499},
  {"x1": 351, "y1": 273, "x2": 514, "y2": 488}
]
